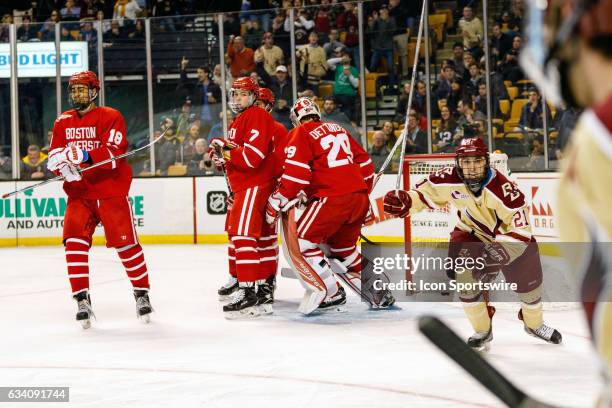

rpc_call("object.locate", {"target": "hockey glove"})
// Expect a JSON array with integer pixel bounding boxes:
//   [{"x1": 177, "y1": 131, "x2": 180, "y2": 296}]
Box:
[
  {"x1": 265, "y1": 191, "x2": 298, "y2": 224},
  {"x1": 47, "y1": 148, "x2": 64, "y2": 172},
  {"x1": 59, "y1": 162, "x2": 82, "y2": 182},
  {"x1": 208, "y1": 138, "x2": 237, "y2": 169},
  {"x1": 383, "y1": 190, "x2": 412, "y2": 218},
  {"x1": 63, "y1": 143, "x2": 89, "y2": 165}
]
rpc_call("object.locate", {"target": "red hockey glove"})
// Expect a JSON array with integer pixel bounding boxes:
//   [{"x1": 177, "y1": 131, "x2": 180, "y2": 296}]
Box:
[{"x1": 383, "y1": 190, "x2": 412, "y2": 218}]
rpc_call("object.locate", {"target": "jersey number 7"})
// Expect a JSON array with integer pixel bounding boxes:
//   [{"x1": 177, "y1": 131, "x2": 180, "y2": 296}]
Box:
[{"x1": 320, "y1": 133, "x2": 353, "y2": 168}]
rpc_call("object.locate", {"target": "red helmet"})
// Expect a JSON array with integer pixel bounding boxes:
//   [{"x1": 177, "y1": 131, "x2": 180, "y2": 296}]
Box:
[
  {"x1": 456, "y1": 137, "x2": 488, "y2": 157},
  {"x1": 69, "y1": 71, "x2": 100, "y2": 90},
  {"x1": 229, "y1": 77, "x2": 259, "y2": 113},
  {"x1": 257, "y1": 87, "x2": 275, "y2": 110}
]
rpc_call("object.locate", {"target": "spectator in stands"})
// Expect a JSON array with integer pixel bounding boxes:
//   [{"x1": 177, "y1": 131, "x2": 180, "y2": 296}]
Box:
[
  {"x1": 61, "y1": 25, "x2": 75, "y2": 41},
  {"x1": 226, "y1": 35, "x2": 256, "y2": 79},
  {"x1": 37, "y1": 0, "x2": 64, "y2": 21},
  {"x1": 368, "y1": 131, "x2": 390, "y2": 172},
  {"x1": 367, "y1": 7, "x2": 397, "y2": 87},
  {"x1": 79, "y1": 21, "x2": 98, "y2": 43},
  {"x1": 181, "y1": 123, "x2": 202, "y2": 164},
  {"x1": 490, "y1": 23, "x2": 513, "y2": 65},
  {"x1": 173, "y1": 98, "x2": 194, "y2": 141},
  {"x1": 96, "y1": 10, "x2": 112, "y2": 34},
  {"x1": 151, "y1": 0, "x2": 179, "y2": 32},
  {"x1": 288, "y1": 8, "x2": 314, "y2": 45},
  {"x1": 327, "y1": 50, "x2": 359, "y2": 121},
  {"x1": 402, "y1": 112, "x2": 427, "y2": 154},
  {"x1": 214, "y1": 13, "x2": 241, "y2": 39},
  {"x1": 104, "y1": 20, "x2": 126, "y2": 42},
  {"x1": 554, "y1": 105, "x2": 580, "y2": 160},
  {"x1": 256, "y1": 64, "x2": 292, "y2": 116},
  {"x1": 518, "y1": 88, "x2": 552, "y2": 131},
  {"x1": 80, "y1": 0, "x2": 106, "y2": 19},
  {"x1": 381, "y1": 121, "x2": 396, "y2": 149},
  {"x1": 436, "y1": 62, "x2": 456, "y2": 103},
  {"x1": 388, "y1": 0, "x2": 409, "y2": 79},
  {"x1": 244, "y1": 20, "x2": 265, "y2": 50},
  {"x1": 434, "y1": 105, "x2": 459, "y2": 153},
  {"x1": 21, "y1": 145, "x2": 50, "y2": 180},
  {"x1": 448, "y1": 79, "x2": 466, "y2": 117},
  {"x1": 336, "y1": 2, "x2": 357, "y2": 31},
  {"x1": 208, "y1": 110, "x2": 234, "y2": 142},
  {"x1": 321, "y1": 97, "x2": 359, "y2": 142},
  {"x1": 452, "y1": 42, "x2": 466, "y2": 79},
  {"x1": 17, "y1": 14, "x2": 38, "y2": 42},
  {"x1": 466, "y1": 63, "x2": 482, "y2": 97},
  {"x1": 525, "y1": 139, "x2": 544, "y2": 170},
  {"x1": 128, "y1": 18, "x2": 145, "y2": 39},
  {"x1": 458, "y1": 6, "x2": 483, "y2": 60},
  {"x1": 177, "y1": 58, "x2": 222, "y2": 137},
  {"x1": 38, "y1": 10, "x2": 60, "y2": 41},
  {"x1": 0, "y1": 148, "x2": 11, "y2": 180},
  {"x1": 314, "y1": 6, "x2": 331, "y2": 42},
  {"x1": 474, "y1": 81, "x2": 488, "y2": 117},
  {"x1": 297, "y1": 32, "x2": 327, "y2": 94},
  {"x1": 187, "y1": 138, "x2": 222, "y2": 176},
  {"x1": 61, "y1": 0, "x2": 81, "y2": 25},
  {"x1": 344, "y1": 24, "x2": 360, "y2": 69},
  {"x1": 113, "y1": 0, "x2": 142, "y2": 27},
  {"x1": 395, "y1": 82, "x2": 412, "y2": 123},
  {"x1": 461, "y1": 52, "x2": 476, "y2": 81},
  {"x1": 0, "y1": 14, "x2": 13, "y2": 43},
  {"x1": 254, "y1": 32, "x2": 284, "y2": 77},
  {"x1": 156, "y1": 124, "x2": 181, "y2": 175},
  {"x1": 498, "y1": 35, "x2": 524, "y2": 83},
  {"x1": 509, "y1": 0, "x2": 524, "y2": 31},
  {"x1": 323, "y1": 29, "x2": 343, "y2": 59},
  {"x1": 457, "y1": 98, "x2": 485, "y2": 128}
]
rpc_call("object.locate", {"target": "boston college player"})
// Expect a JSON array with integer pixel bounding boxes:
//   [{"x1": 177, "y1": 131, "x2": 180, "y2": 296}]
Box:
[
  {"x1": 209, "y1": 77, "x2": 277, "y2": 319},
  {"x1": 265, "y1": 97, "x2": 385, "y2": 311},
  {"x1": 383, "y1": 137, "x2": 562, "y2": 350},
  {"x1": 46, "y1": 71, "x2": 152, "y2": 328}
]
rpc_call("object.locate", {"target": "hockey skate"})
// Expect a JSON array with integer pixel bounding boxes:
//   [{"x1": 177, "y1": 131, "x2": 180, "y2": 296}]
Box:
[
  {"x1": 256, "y1": 276, "x2": 276, "y2": 315},
  {"x1": 518, "y1": 310, "x2": 562, "y2": 344},
  {"x1": 223, "y1": 284, "x2": 260, "y2": 319},
  {"x1": 467, "y1": 327, "x2": 493, "y2": 351},
  {"x1": 317, "y1": 285, "x2": 347, "y2": 312},
  {"x1": 134, "y1": 290, "x2": 153, "y2": 323},
  {"x1": 74, "y1": 291, "x2": 95, "y2": 329},
  {"x1": 218, "y1": 276, "x2": 239, "y2": 301}
]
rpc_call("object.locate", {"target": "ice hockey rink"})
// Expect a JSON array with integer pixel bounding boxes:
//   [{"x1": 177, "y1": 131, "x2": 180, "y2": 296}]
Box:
[{"x1": 0, "y1": 244, "x2": 601, "y2": 408}]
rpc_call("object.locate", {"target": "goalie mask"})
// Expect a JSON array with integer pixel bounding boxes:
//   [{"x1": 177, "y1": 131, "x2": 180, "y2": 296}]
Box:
[
  {"x1": 520, "y1": 0, "x2": 612, "y2": 108},
  {"x1": 290, "y1": 97, "x2": 321, "y2": 127},
  {"x1": 456, "y1": 137, "x2": 490, "y2": 195},
  {"x1": 68, "y1": 71, "x2": 100, "y2": 111},
  {"x1": 228, "y1": 77, "x2": 259, "y2": 114}
]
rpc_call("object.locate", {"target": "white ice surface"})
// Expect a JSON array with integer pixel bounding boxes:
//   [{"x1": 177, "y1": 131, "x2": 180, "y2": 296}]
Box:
[{"x1": 0, "y1": 245, "x2": 601, "y2": 408}]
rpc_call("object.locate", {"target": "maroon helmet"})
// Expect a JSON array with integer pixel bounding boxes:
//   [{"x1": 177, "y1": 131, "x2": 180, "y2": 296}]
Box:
[{"x1": 455, "y1": 137, "x2": 490, "y2": 194}]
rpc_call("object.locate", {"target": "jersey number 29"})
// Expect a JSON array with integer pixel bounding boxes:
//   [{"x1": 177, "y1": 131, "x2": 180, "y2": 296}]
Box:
[{"x1": 320, "y1": 133, "x2": 353, "y2": 168}]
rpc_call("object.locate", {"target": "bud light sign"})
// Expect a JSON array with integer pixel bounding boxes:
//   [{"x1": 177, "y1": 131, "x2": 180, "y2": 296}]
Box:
[{"x1": 0, "y1": 41, "x2": 88, "y2": 78}]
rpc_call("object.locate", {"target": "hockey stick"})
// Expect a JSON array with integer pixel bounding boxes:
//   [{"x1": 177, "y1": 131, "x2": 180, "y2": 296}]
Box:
[
  {"x1": 2, "y1": 126, "x2": 169, "y2": 199},
  {"x1": 418, "y1": 316, "x2": 559, "y2": 408},
  {"x1": 212, "y1": 144, "x2": 233, "y2": 197}
]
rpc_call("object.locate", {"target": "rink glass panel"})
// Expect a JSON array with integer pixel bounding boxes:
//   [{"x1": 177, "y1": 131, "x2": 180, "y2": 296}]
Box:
[{"x1": 0, "y1": 23, "x2": 12, "y2": 180}]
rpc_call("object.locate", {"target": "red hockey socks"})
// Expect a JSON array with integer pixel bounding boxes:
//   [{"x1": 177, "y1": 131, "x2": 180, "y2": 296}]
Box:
[
  {"x1": 231, "y1": 236, "x2": 259, "y2": 283},
  {"x1": 117, "y1": 243, "x2": 149, "y2": 290},
  {"x1": 257, "y1": 227, "x2": 278, "y2": 280},
  {"x1": 65, "y1": 238, "x2": 91, "y2": 295},
  {"x1": 228, "y1": 240, "x2": 237, "y2": 278}
]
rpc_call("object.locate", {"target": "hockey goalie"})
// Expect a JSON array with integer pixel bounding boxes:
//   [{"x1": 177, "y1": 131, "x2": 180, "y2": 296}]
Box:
[
  {"x1": 384, "y1": 137, "x2": 562, "y2": 350},
  {"x1": 265, "y1": 97, "x2": 395, "y2": 314}
]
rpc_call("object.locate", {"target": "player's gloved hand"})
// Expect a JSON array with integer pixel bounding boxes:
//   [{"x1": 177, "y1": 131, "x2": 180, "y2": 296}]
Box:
[
  {"x1": 59, "y1": 162, "x2": 82, "y2": 182},
  {"x1": 47, "y1": 148, "x2": 64, "y2": 172},
  {"x1": 265, "y1": 191, "x2": 297, "y2": 224},
  {"x1": 208, "y1": 138, "x2": 237, "y2": 169},
  {"x1": 62, "y1": 143, "x2": 89, "y2": 165},
  {"x1": 383, "y1": 189, "x2": 411, "y2": 218}
]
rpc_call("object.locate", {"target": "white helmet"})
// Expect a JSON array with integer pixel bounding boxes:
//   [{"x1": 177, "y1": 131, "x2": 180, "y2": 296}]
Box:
[{"x1": 290, "y1": 97, "x2": 321, "y2": 127}]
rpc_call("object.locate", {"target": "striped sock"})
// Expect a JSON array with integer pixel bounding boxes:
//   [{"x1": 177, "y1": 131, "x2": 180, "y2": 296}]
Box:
[
  {"x1": 232, "y1": 236, "x2": 259, "y2": 283},
  {"x1": 117, "y1": 243, "x2": 149, "y2": 290},
  {"x1": 228, "y1": 240, "x2": 237, "y2": 278},
  {"x1": 65, "y1": 238, "x2": 91, "y2": 295}
]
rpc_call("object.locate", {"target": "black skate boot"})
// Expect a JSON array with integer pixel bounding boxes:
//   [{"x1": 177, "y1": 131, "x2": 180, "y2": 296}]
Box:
[
  {"x1": 134, "y1": 290, "x2": 153, "y2": 323},
  {"x1": 518, "y1": 310, "x2": 562, "y2": 344},
  {"x1": 218, "y1": 276, "x2": 239, "y2": 301},
  {"x1": 256, "y1": 277, "x2": 275, "y2": 315},
  {"x1": 223, "y1": 283, "x2": 260, "y2": 319},
  {"x1": 467, "y1": 327, "x2": 493, "y2": 351},
  {"x1": 318, "y1": 285, "x2": 347, "y2": 311},
  {"x1": 73, "y1": 291, "x2": 94, "y2": 329}
]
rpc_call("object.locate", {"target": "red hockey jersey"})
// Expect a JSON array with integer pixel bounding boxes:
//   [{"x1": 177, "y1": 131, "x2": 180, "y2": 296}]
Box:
[
  {"x1": 226, "y1": 106, "x2": 277, "y2": 192},
  {"x1": 272, "y1": 120, "x2": 289, "y2": 178},
  {"x1": 278, "y1": 120, "x2": 374, "y2": 199},
  {"x1": 49, "y1": 106, "x2": 132, "y2": 199}
]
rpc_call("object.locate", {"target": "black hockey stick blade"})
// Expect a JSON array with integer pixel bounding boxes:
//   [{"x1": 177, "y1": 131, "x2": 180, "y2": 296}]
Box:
[{"x1": 418, "y1": 316, "x2": 559, "y2": 408}]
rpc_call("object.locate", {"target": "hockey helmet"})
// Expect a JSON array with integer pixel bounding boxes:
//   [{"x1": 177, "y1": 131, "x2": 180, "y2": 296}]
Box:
[
  {"x1": 228, "y1": 76, "x2": 259, "y2": 113},
  {"x1": 256, "y1": 87, "x2": 275, "y2": 113},
  {"x1": 68, "y1": 71, "x2": 100, "y2": 111},
  {"x1": 455, "y1": 137, "x2": 490, "y2": 194},
  {"x1": 290, "y1": 97, "x2": 321, "y2": 127}
]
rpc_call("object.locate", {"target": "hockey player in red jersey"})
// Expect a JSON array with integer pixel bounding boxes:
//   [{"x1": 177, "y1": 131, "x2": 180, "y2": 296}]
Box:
[
  {"x1": 209, "y1": 77, "x2": 278, "y2": 319},
  {"x1": 383, "y1": 137, "x2": 562, "y2": 350},
  {"x1": 46, "y1": 71, "x2": 152, "y2": 328},
  {"x1": 265, "y1": 97, "x2": 392, "y2": 312}
]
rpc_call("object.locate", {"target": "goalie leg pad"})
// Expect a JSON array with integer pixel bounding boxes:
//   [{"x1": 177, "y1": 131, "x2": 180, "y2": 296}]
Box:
[{"x1": 299, "y1": 238, "x2": 338, "y2": 296}]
